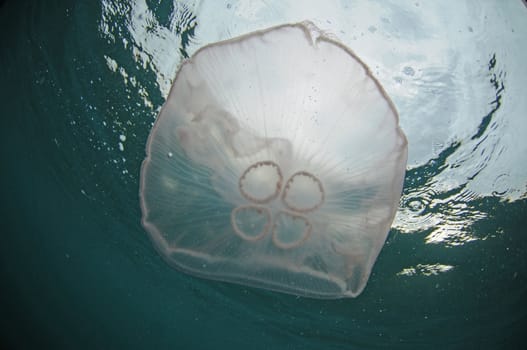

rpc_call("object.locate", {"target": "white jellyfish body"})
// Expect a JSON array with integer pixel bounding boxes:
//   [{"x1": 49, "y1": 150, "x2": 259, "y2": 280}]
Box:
[{"x1": 140, "y1": 22, "x2": 408, "y2": 298}]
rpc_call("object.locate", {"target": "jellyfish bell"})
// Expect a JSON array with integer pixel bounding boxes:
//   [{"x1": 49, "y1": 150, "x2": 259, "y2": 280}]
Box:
[{"x1": 139, "y1": 21, "x2": 408, "y2": 298}]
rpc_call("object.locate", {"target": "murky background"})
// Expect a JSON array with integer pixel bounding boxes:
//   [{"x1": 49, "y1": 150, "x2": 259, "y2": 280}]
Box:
[{"x1": 1, "y1": 0, "x2": 526, "y2": 348}]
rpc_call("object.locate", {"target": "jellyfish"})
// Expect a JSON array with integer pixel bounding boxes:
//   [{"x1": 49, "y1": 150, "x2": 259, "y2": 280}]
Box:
[{"x1": 139, "y1": 22, "x2": 408, "y2": 298}]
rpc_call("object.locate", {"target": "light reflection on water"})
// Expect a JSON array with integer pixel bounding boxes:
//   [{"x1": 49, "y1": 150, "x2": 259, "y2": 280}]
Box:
[{"x1": 98, "y1": 0, "x2": 526, "y2": 270}]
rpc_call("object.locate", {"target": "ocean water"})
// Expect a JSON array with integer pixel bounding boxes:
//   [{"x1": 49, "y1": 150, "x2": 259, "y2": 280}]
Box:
[{"x1": 1, "y1": 0, "x2": 526, "y2": 349}]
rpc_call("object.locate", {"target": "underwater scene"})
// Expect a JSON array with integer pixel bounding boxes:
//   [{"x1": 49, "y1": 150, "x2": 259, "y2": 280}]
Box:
[{"x1": 1, "y1": 0, "x2": 526, "y2": 349}]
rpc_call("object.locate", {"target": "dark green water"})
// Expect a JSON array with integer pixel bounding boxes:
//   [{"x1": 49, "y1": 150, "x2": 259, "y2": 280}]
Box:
[{"x1": 1, "y1": 1, "x2": 525, "y2": 349}]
